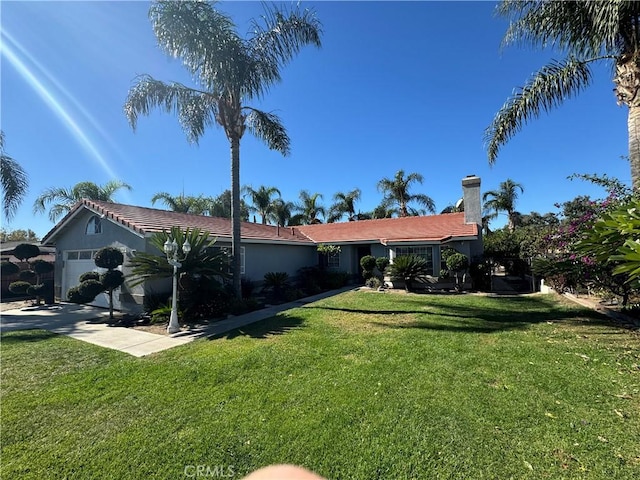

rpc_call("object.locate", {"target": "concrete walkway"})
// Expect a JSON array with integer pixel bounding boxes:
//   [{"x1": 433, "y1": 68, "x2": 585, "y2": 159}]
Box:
[{"x1": 0, "y1": 287, "x2": 355, "y2": 357}]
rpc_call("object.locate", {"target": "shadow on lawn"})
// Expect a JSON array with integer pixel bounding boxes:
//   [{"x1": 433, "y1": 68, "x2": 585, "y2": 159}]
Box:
[
  {"x1": 303, "y1": 295, "x2": 609, "y2": 334},
  {"x1": 209, "y1": 314, "x2": 305, "y2": 340},
  {"x1": 1, "y1": 330, "x2": 58, "y2": 344}
]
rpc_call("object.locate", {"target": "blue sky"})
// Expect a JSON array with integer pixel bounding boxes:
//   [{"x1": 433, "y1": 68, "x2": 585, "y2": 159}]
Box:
[{"x1": 1, "y1": 0, "x2": 631, "y2": 239}]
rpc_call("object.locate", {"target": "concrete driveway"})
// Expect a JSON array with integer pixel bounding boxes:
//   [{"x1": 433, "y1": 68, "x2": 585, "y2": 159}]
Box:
[{"x1": 1, "y1": 303, "x2": 194, "y2": 357}]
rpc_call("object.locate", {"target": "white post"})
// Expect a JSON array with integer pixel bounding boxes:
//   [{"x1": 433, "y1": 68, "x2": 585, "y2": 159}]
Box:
[{"x1": 167, "y1": 263, "x2": 180, "y2": 334}]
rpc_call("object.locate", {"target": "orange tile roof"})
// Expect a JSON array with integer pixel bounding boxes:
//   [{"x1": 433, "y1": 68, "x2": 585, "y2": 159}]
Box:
[
  {"x1": 296, "y1": 213, "x2": 478, "y2": 244},
  {"x1": 42, "y1": 200, "x2": 313, "y2": 244},
  {"x1": 42, "y1": 200, "x2": 478, "y2": 246}
]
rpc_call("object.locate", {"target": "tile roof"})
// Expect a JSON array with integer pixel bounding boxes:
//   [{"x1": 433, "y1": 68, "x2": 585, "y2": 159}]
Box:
[
  {"x1": 42, "y1": 200, "x2": 478, "y2": 246},
  {"x1": 296, "y1": 213, "x2": 478, "y2": 244},
  {"x1": 41, "y1": 200, "x2": 313, "y2": 244}
]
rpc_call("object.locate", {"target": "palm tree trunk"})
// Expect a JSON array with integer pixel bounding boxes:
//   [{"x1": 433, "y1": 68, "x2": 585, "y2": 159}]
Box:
[
  {"x1": 628, "y1": 105, "x2": 640, "y2": 192},
  {"x1": 230, "y1": 136, "x2": 242, "y2": 299}
]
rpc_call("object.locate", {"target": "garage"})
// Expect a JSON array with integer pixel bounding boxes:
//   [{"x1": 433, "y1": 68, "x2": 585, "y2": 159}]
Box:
[{"x1": 62, "y1": 250, "x2": 114, "y2": 310}]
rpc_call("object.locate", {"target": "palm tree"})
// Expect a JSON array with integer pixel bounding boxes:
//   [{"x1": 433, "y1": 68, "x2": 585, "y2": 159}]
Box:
[
  {"x1": 208, "y1": 190, "x2": 249, "y2": 221},
  {"x1": 486, "y1": 1, "x2": 640, "y2": 191},
  {"x1": 328, "y1": 188, "x2": 361, "y2": 222},
  {"x1": 292, "y1": 190, "x2": 325, "y2": 225},
  {"x1": 377, "y1": 170, "x2": 435, "y2": 217},
  {"x1": 151, "y1": 192, "x2": 211, "y2": 215},
  {"x1": 271, "y1": 198, "x2": 296, "y2": 227},
  {"x1": 371, "y1": 202, "x2": 397, "y2": 219},
  {"x1": 482, "y1": 179, "x2": 524, "y2": 232},
  {"x1": 0, "y1": 131, "x2": 28, "y2": 222},
  {"x1": 124, "y1": 1, "x2": 321, "y2": 298},
  {"x1": 243, "y1": 185, "x2": 281, "y2": 224},
  {"x1": 34, "y1": 180, "x2": 132, "y2": 222}
]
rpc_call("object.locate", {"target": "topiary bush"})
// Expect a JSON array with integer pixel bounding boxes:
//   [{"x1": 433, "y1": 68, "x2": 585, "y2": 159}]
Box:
[
  {"x1": 67, "y1": 286, "x2": 95, "y2": 304},
  {"x1": 13, "y1": 243, "x2": 40, "y2": 262},
  {"x1": 446, "y1": 252, "x2": 470, "y2": 292},
  {"x1": 18, "y1": 270, "x2": 36, "y2": 282},
  {"x1": 375, "y1": 257, "x2": 389, "y2": 274},
  {"x1": 360, "y1": 255, "x2": 377, "y2": 280},
  {"x1": 79, "y1": 271, "x2": 100, "y2": 282},
  {"x1": 94, "y1": 247, "x2": 124, "y2": 270},
  {"x1": 76, "y1": 279, "x2": 104, "y2": 302},
  {"x1": 1, "y1": 261, "x2": 20, "y2": 277},
  {"x1": 9, "y1": 281, "x2": 31, "y2": 295},
  {"x1": 100, "y1": 270, "x2": 124, "y2": 291}
]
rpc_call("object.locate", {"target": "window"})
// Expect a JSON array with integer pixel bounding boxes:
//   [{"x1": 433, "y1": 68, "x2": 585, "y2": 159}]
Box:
[
  {"x1": 327, "y1": 252, "x2": 340, "y2": 269},
  {"x1": 66, "y1": 250, "x2": 99, "y2": 261},
  {"x1": 395, "y1": 246, "x2": 433, "y2": 275},
  {"x1": 79, "y1": 251, "x2": 93, "y2": 260},
  {"x1": 86, "y1": 215, "x2": 102, "y2": 235}
]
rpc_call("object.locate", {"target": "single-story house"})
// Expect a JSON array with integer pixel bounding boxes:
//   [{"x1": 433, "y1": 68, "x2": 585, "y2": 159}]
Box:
[{"x1": 41, "y1": 175, "x2": 482, "y2": 312}]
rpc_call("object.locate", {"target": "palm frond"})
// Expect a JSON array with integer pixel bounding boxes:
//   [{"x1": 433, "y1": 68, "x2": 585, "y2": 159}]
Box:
[
  {"x1": 124, "y1": 75, "x2": 218, "y2": 144},
  {"x1": 1, "y1": 152, "x2": 28, "y2": 222},
  {"x1": 250, "y1": 4, "x2": 322, "y2": 70},
  {"x1": 498, "y1": 0, "x2": 640, "y2": 57},
  {"x1": 411, "y1": 194, "x2": 436, "y2": 213},
  {"x1": 244, "y1": 108, "x2": 290, "y2": 155},
  {"x1": 485, "y1": 58, "x2": 593, "y2": 164}
]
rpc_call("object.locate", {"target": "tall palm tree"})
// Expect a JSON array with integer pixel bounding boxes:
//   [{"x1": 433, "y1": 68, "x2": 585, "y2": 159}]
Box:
[
  {"x1": 271, "y1": 198, "x2": 296, "y2": 227},
  {"x1": 243, "y1": 185, "x2": 281, "y2": 224},
  {"x1": 34, "y1": 180, "x2": 132, "y2": 222},
  {"x1": 151, "y1": 192, "x2": 211, "y2": 215},
  {"x1": 0, "y1": 131, "x2": 28, "y2": 222},
  {"x1": 292, "y1": 190, "x2": 325, "y2": 225},
  {"x1": 377, "y1": 170, "x2": 435, "y2": 217},
  {"x1": 482, "y1": 179, "x2": 524, "y2": 232},
  {"x1": 486, "y1": 1, "x2": 640, "y2": 191},
  {"x1": 328, "y1": 188, "x2": 361, "y2": 222},
  {"x1": 124, "y1": 1, "x2": 321, "y2": 298}
]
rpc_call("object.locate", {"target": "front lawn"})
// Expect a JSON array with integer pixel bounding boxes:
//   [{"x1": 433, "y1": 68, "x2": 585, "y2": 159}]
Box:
[{"x1": 2, "y1": 291, "x2": 639, "y2": 479}]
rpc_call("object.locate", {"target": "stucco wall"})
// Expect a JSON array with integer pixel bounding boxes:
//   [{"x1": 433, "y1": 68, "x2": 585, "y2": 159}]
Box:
[
  {"x1": 241, "y1": 242, "x2": 318, "y2": 282},
  {"x1": 52, "y1": 210, "x2": 147, "y2": 311}
]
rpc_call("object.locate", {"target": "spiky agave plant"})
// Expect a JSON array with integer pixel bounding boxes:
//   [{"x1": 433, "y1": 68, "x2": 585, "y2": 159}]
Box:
[{"x1": 388, "y1": 255, "x2": 430, "y2": 293}]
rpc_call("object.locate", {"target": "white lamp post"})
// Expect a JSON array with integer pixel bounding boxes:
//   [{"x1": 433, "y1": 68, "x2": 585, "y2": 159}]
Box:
[{"x1": 163, "y1": 235, "x2": 191, "y2": 334}]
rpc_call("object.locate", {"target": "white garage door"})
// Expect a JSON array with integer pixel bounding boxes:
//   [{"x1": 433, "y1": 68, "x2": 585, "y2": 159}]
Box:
[{"x1": 62, "y1": 250, "x2": 113, "y2": 309}]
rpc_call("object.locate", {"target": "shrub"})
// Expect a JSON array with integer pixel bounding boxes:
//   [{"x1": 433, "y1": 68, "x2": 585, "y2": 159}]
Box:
[
  {"x1": 324, "y1": 270, "x2": 350, "y2": 289},
  {"x1": 77, "y1": 279, "x2": 105, "y2": 301},
  {"x1": 32, "y1": 259, "x2": 54, "y2": 276},
  {"x1": 27, "y1": 283, "x2": 47, "y2": 297},
  {"x1": 446, "y1": 252, "x2": 469, "y2": 272},
  {"x1": 375, "y1": 257, "x2": 389, "y2": 274},
  {"x1": 1, "y1": 261, "x2": 20, "y2": 277},
  {"x1": 13, "y1": 243, "x2": 40, "y2": 261},
  {"x1": 18, "y1": 270, "x2": 36, "y2": 282},
  {"x1": 94, "y1": 247, "x2": 124, "y2": 270},
  {"x1": 9, "y1": 281, "x2": 31, "y2": 295},
  {"x1": 241, "y1": 277, "x2": 255, "y2": 299},
  {"x1": 262, "y1": 272, "x2": 290, "y2": 300},
  {"x1": 296, "y1": 266, "x2": 322, "y2": 295},
  {"x1": 365, "y1": 277, "x2": 382, "y2": 289},
  {"x1": 79, "y1": 271, "x2": 100, "y2": 282},
  {"x1": 360, "y1": 255, "x2": 376, "y2": 280},
  {"x1": 388, "y1": 255, "x2": 430, "y2": 292},
  {"x1": 67, "y1": 286, "x2": 94, "y2": 304},
  {"x1": 100, "y1": 270, "x2": 124, "y2": 290}
]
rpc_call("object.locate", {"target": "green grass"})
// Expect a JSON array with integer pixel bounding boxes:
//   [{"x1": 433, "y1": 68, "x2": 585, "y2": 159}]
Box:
[{"x1": 2, "y1": 292, "x2": 639, "y2": 479}]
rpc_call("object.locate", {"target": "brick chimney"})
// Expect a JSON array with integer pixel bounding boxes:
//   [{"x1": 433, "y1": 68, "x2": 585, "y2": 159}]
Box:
[{"x1": 462, "y1": 175, "x2": 481, "y2": 226}]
